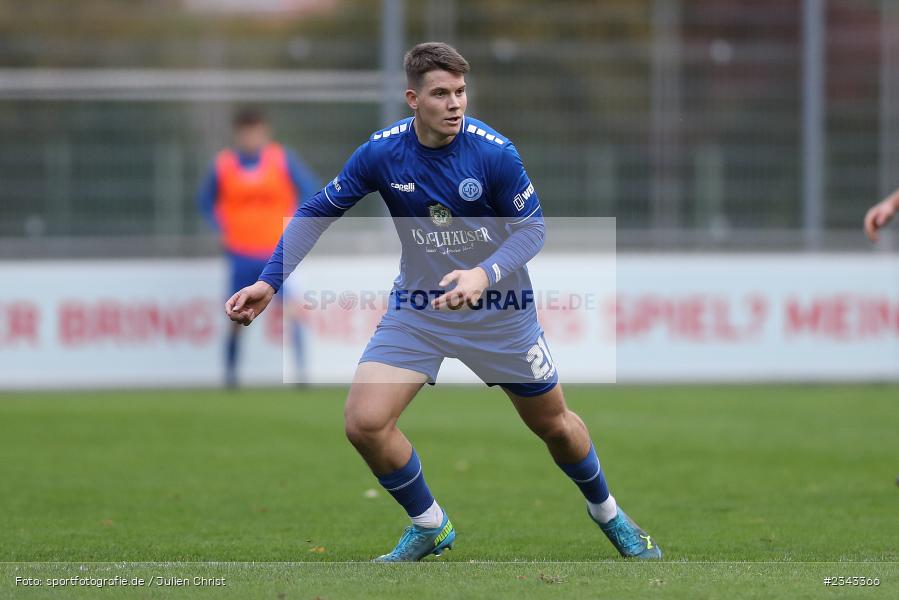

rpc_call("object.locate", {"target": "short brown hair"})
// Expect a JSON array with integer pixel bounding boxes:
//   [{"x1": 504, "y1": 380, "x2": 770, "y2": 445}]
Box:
[
  {"x1": 404, "y1": 42, "x2": 470, "y2": 90},
  {"x1": 232, "y1": 107, "x2": 267, "y2": 129}
]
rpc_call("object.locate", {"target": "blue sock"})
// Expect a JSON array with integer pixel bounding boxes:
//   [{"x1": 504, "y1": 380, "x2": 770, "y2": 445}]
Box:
[
  {"x1": 376, "y1": 448, "x2": 435, "y2": 519},
  {"x1": 225, "y1": 331, "x2": 238, "y2": 382},
  {"x1": 556, "y1": 443, "x2": 610, "y2": 504},
  {"x1": 289, "y1": 321, "x2": 306, "y2": 377}
]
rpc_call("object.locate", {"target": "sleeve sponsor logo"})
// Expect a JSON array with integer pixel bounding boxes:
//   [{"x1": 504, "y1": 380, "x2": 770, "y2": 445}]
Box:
[{"x1": 513, "y1": 182, "x2": 534, "y2": 211}]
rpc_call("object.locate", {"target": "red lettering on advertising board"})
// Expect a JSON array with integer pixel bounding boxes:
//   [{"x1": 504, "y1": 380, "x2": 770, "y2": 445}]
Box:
[
  {"x1": 613, "y1": 293, "x2": 767, "y2": 342},
  {"x1": 58, "y1": 299, "x2": 215, "y2": 346},
  {"x1": 0, "y1": 302, "x2": 39, "y2": 347},
  {"x1": 265, "y1": 301, "x2": 285, "y2": 344},
  {"x1": 784, "y1": 295, "x2": 899, "y2": 340},
  {"x1": 285, "y1": 300, "x2": 382, "y2": 344},
  {"x1": 537, "y1": 293, "x2": 586, "y2": 342}
]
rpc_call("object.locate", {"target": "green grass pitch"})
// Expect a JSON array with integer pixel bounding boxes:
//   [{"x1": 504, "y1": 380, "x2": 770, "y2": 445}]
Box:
[{"x1": 1, "y1": 385, "x2": 896, "y2": 599}]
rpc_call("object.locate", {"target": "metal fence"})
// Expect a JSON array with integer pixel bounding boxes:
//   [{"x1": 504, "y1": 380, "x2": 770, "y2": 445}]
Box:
[{"x1": 1, "y1": 0, "x2": 897, "y2": 256}]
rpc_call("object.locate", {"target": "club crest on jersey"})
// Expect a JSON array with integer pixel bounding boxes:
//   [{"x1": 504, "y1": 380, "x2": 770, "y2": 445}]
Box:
[
  {"x1": 429, "y1": 204, "x2": 453, "y2": 227},
  {"x1": 458, "y1": 178, "x2": 483, "y2": 202}
]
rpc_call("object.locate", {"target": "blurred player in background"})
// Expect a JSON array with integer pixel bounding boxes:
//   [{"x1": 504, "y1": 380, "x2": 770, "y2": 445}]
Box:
[
  {"x1": 864, "y1": 187, "x2": 899, "y2": 242},
  {"x1": 198, "y1": 107, "x2": 320, "y2": 388},
  {"x1": 225, "y1": 43, "x2": 661, "y2": 561}
]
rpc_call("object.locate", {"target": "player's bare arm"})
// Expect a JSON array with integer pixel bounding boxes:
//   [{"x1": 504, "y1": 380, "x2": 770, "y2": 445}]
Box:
[
  {"x1": 225, "y1": 280, "x2": 275, "y2": 326},
  {"x1": 863, "y1": 188, "x2": 899, "y2": 242}
]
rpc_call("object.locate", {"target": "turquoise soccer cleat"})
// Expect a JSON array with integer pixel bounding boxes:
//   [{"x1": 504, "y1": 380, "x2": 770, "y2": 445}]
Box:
[
  {"x1": 372, "y1": 514, "x2": 455, "y2": 562},
  {"x1": 591, "y1": 506, "x2": 662, "y2": 559}
]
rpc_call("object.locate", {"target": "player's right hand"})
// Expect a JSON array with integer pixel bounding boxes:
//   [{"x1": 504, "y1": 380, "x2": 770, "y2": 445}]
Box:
[
  {"x1": 864, "y1": 197, "x2": 898, "y2": 242},
  {"x1": 226, "y1": 281, "x2": 276, "y2": 326}
]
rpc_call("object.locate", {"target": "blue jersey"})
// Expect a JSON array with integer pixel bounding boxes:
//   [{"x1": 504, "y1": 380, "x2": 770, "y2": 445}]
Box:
[{"x1": 260, "y1": 115, "x2": 545, "y2": 330}]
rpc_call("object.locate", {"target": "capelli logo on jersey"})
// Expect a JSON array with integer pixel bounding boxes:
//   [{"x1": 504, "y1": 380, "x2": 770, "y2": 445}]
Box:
[{"x1": 390, "y1": 182, "x2": 416, "y2": 193}]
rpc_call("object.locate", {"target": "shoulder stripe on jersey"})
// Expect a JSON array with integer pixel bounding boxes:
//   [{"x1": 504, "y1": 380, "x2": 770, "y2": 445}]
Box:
[
  {"x1": 508, "y1": 205, "x2": 541, "y2": 225},
  {"x1": 373, "y1": 122, "x2": 409, "y2": 141},
  {"x1": 465, "y1": 122, "x2": 506, "y2": 145},
  {"x1": 323, "y1": 186, "x2": 346, "y2": 210}
]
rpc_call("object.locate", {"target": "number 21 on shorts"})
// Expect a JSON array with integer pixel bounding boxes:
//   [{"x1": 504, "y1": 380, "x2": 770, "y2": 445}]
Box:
[{"x1": 526, "y1": 335, "x2": 556, "y2": 380}]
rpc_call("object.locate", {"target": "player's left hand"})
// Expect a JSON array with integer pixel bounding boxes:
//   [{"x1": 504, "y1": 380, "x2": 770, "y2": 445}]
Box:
[
  {"x1": 432, "y1": 267, "x2": 490, "y2": 310},
  {"x1": 864, "y1": 197, "x2": 898, "y2": 242},
  {"x1": 226, "y1": 280, "x2": 275, "y2": 326}
]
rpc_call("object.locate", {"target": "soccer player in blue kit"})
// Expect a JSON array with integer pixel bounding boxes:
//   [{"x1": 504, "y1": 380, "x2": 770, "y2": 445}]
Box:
[{"x1": 226, "y1": 42, "x2": 661, "y2": 562}]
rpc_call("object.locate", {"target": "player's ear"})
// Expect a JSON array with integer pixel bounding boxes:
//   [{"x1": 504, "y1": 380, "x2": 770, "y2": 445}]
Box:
[{"x1": 405, "y1": 88, "x2": 418, "y2": 111}]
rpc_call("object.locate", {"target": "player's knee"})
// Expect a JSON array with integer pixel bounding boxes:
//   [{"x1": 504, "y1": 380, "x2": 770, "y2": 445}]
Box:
[
  {"x1": 344, "y1": 412, "x2": 391, "y2": 447},
  {"x1": 530, "y1": 414, "x2": 570, "y2": 445}
]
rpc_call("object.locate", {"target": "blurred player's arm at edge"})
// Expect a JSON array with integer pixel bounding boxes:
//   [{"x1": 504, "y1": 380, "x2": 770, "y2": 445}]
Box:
[
  {"x1": 433, "y1": 143, "x2": 546, "y2": 309},
  {"x1": 864, "y1": 187, "x2": 899, "y2": 242},
  {"x1": 196, "y1": 165, "x2": 221, "y2": 233},
  {"x1": 286, "y1": 149, "x2": 322, "y2": 204},
  {"x1": 226, "y1": 143, "x2": 374, "y2": 325}
]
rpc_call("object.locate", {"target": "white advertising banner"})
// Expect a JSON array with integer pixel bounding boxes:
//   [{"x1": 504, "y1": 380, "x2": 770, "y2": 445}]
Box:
[
  {"x1": 0, "y1": 260, "x2": 283, "y2": 388},
  {"x1": 613, "y1": 255, "x2": 899, "y2": 381},
  {"x1": 0, "y1": 254, "x2": 897, "y2": 388}
]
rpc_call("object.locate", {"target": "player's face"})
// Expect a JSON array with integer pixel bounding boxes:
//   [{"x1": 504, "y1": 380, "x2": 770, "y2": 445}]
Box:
[
  {"x1": 234, "y1": 123, "x2": 271, "y2": 155},
  {"x1": 407, "y1": 70, "x2": 467, "y2": 146}
]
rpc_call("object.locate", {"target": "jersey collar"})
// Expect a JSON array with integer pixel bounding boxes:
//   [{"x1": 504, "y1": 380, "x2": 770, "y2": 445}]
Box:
[{"x1": 408, "y1": 116, "x2": 464, "y2": 156}]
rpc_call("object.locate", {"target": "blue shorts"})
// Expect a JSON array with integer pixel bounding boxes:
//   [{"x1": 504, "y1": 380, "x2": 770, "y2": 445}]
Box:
[
  {"x1": 359, "y1": 314, "x2": 559, "y2": 397},
  {"x1": 228, "y1": 253, "x2": 269, "y2": 295}
]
